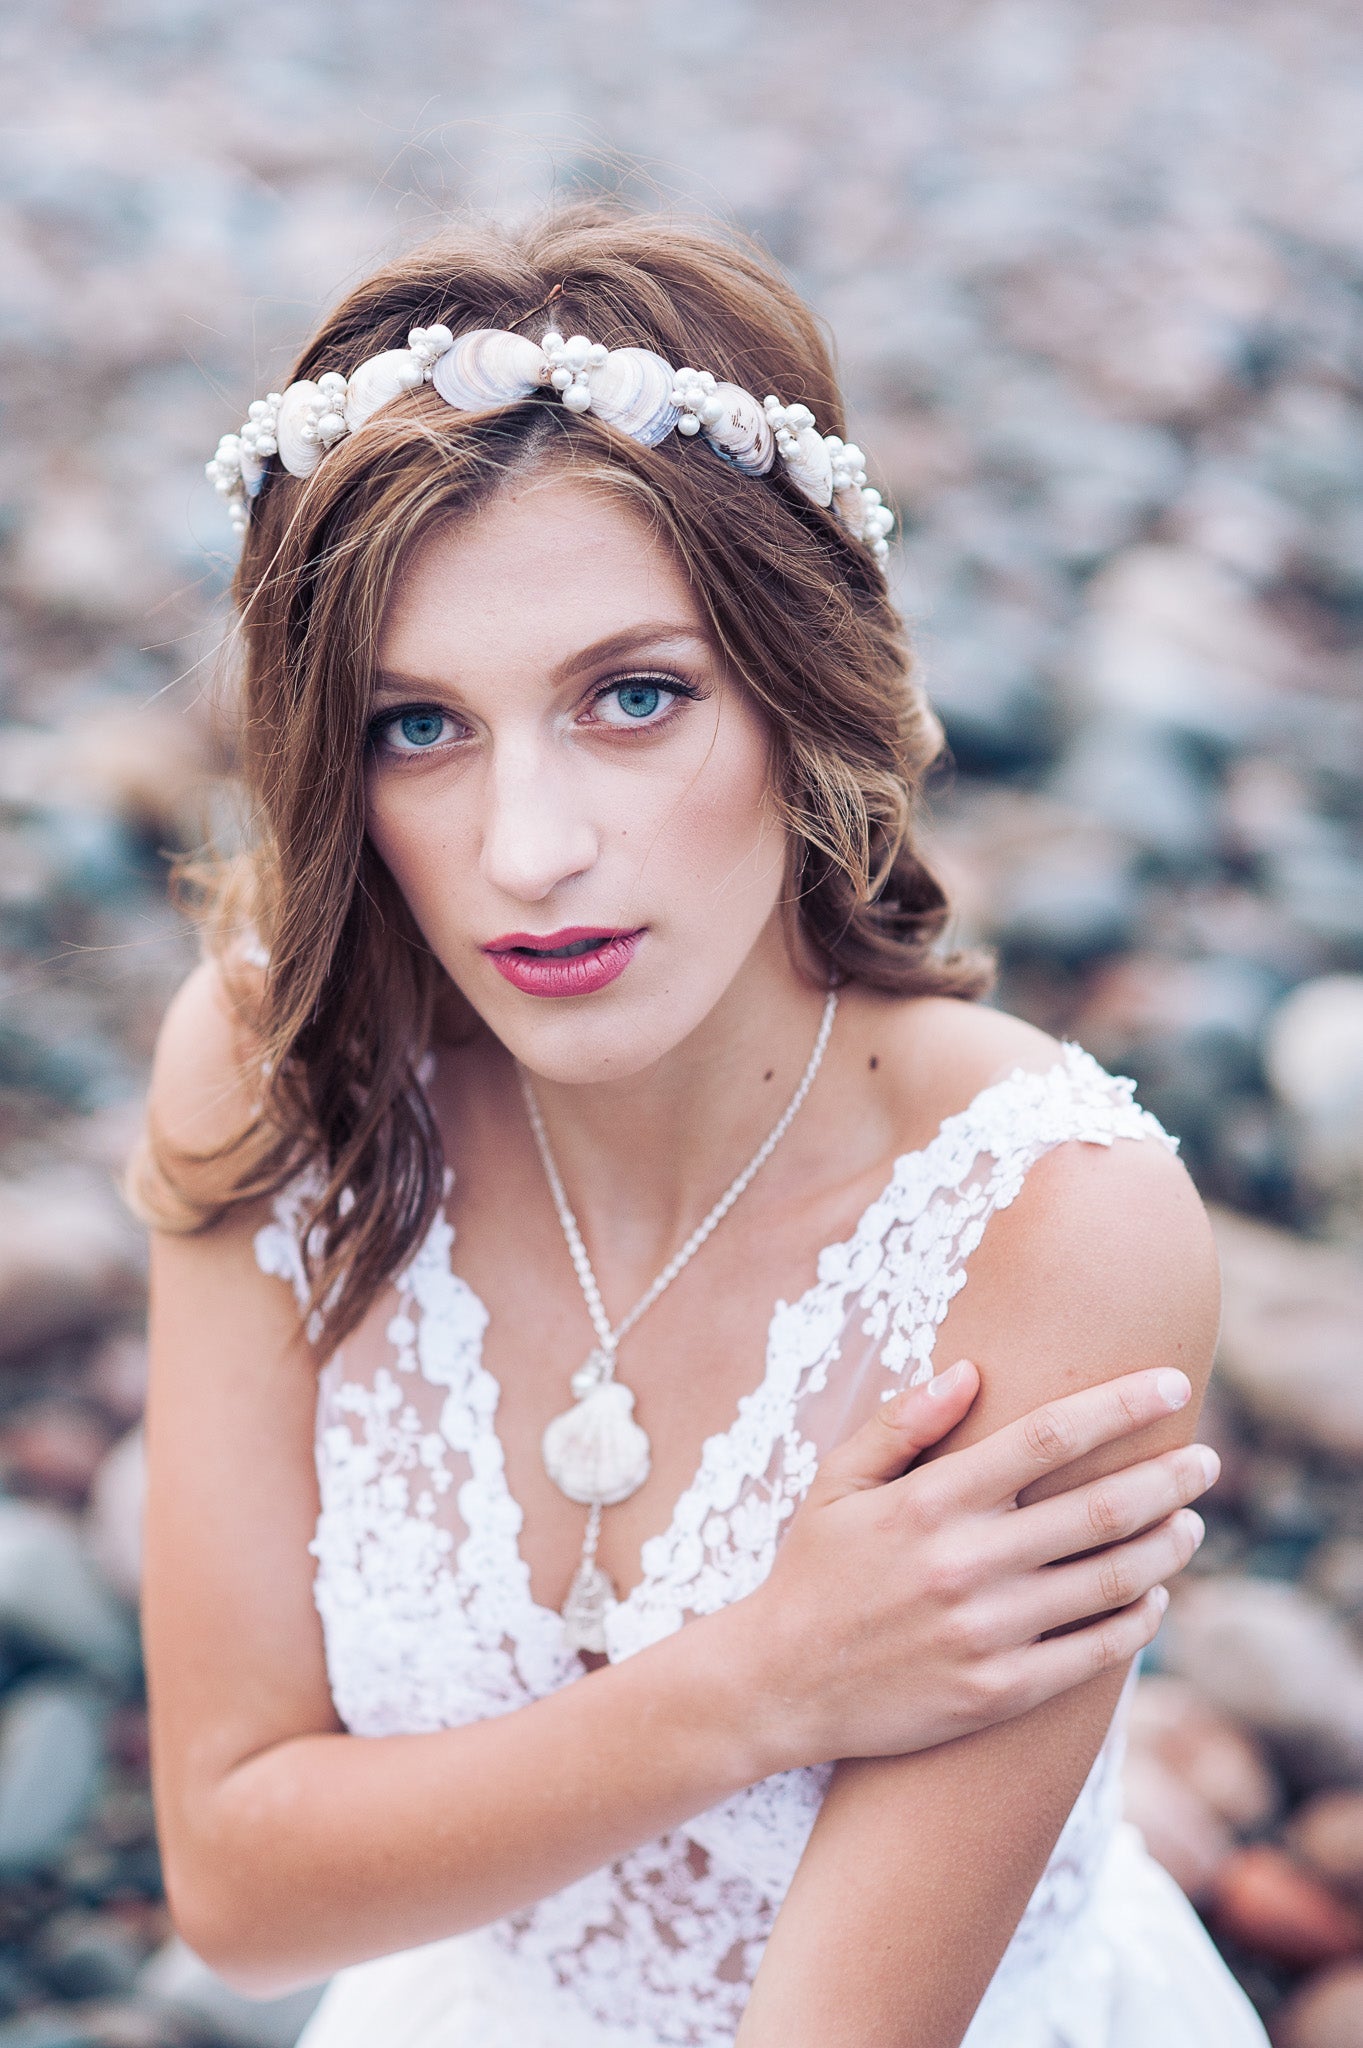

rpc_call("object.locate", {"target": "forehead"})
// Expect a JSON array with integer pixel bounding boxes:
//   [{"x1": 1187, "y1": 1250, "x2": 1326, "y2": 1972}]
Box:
[{"x1": 377, "y1": 472, "x2": 704, "y2": 676}]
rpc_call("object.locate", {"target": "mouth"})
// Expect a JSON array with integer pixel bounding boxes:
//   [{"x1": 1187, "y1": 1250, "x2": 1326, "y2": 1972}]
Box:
[{"x1": 482, "y1": 927, "x2": 646, "y2": 998}]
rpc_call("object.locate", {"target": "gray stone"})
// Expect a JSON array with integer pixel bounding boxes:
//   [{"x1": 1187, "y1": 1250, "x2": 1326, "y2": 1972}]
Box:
[
  {"x1": 1162, "y1": 1577, "x2": 1363, "y2": 1787},
  {"x1": 0, "y1": 1500, "x2": 139, "y2": 1686},
  {"x1": 84, "y1": 1428, "x2": 145, "y2": 1606},
  {"x1": 0, "y1": 1169, "x2": 145, "y2": 1360},
  {"x1": 0, "y1": 1677, "x2": 106, "y2": 1874},
  {"x1": 1210, "y1": 1207, "x2": 1363, "y2": 1461}
]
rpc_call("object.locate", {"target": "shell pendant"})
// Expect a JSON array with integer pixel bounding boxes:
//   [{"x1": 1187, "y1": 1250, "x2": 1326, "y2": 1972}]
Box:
[
  {"x1": 542, "y1": 1373, "x2": 652, "y2": 1509},
  {"x1": 561, "y1": 1549, "x2": 617, "y2": 1655}
]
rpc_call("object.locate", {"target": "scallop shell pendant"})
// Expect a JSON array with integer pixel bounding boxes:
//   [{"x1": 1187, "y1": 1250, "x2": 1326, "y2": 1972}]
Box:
[
  {"x1": 586, "y1": 348, "x2": 681, "y2": 446},
  {"x1": 781, "y1": 423, "x2": 834, "y2": 507},
  {"x1": 432, "y1": 328, "x2": 547, "y2": 411},
  {"x1": 344, "y1": 348, "x2": 424, "y2": 431},
  {"x1": 542, "y1": 1380, "x2": 651, "y2": 1508},
  {"x1": 275, "y1": 381, "x2": 326, "y2": 477},
  {"x1": 702, "y1": 382, "x2": 775, "y2": 474}
]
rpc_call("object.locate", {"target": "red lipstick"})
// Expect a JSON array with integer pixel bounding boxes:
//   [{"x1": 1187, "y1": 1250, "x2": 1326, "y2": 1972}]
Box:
[{"x1": 482, "y1": 926, "x2": 645, "y2": 998}]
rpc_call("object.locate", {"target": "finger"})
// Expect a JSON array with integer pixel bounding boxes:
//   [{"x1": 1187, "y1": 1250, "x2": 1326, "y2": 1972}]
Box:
[
  {"x1": 806, "y1": 1359, "x2": 980, "y2": 1505},
  {"x1": 1007, "y1": 1443, "x2": 1220, "y2": 1570},
  {"x1": 1018, "y1": 1508, "x2": 1204, "y2": 1641},
  {"x1": 945, "y1": 1367, "x2": 1195, "y2": 1510},
  {"x1": 1001, "y1": 1585, "x2": 1170, "y2": 1717}
]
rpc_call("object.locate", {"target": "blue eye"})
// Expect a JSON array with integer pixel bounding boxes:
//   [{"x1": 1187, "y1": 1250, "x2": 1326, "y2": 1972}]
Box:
[
  {"x1": 398, "y1": 711, "x2": 446, "y2": 747},
  {"x1": 616, "y1": 683, "x2": 661, "y2": 719}
]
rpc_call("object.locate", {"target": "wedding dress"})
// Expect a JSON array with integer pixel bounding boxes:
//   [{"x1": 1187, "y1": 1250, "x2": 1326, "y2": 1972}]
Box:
[{"x1": 254, "y1": 1040, "x2": 1270, "y2": 2047}]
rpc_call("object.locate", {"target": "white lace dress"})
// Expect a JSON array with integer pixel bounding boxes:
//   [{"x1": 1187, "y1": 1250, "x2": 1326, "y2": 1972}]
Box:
[{"x1": 254, "y1": 1042, "x2": 1269, "y2": 2048}]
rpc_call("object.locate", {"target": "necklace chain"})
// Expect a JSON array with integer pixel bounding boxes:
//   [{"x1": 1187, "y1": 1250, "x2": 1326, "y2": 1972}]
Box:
[{"x1": 518, "y1": 988, "x2": 839, "y2": 1367}]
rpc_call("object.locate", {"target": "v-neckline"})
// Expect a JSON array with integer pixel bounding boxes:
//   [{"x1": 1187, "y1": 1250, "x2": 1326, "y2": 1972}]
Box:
[{"x1": 421, "y1": 1045, "x2": 1088, "y2": 1663}]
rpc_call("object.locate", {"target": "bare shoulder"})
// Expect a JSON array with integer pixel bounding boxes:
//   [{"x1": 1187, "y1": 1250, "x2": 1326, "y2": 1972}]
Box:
[
  {"x1": 852, "y1": 992, "x2": 1220, "y2": 1464},
  {"x1": 146, "y1": 950, "x2": 268, "y2": 1161}
]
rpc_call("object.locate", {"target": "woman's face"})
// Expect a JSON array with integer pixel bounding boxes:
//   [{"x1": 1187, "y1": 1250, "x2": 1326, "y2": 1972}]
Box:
[{"x1": 366, "y1": 470, "x2": 793, "y2": 1084}]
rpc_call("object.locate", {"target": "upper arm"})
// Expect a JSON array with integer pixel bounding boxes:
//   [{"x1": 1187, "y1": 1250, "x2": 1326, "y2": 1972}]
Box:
[
  {"x1": 738, "y1": 1129, "x2": 1219, "y2": 2048},
  {"x1": 139, "y1": 962, "x2": 341, "y2": 1936}
]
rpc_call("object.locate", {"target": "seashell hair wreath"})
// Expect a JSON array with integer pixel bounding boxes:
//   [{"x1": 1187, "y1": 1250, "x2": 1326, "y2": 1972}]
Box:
[{"x1": 205, "y1": 319, "x2": 896, "y2": 565}]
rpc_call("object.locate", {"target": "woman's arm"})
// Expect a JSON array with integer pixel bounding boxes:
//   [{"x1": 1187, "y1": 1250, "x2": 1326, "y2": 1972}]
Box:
[
  {"x1": 143, "y1": 965, "x2": 1213, "y2": 1998},
  {"x1": 736, "y1": 1131, "x2": 1220, "y2": 2048}
]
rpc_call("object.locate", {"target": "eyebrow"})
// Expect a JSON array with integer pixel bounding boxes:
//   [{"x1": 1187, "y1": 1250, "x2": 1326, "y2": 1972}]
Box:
[{"x1": 370, "y1": 622, "x2": 712, "y2": 701}]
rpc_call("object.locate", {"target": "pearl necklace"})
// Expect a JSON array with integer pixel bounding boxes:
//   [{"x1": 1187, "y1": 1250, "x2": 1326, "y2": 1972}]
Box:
[{"x1": 517, "y1": 988, "x2": 839, "y2": 1654}]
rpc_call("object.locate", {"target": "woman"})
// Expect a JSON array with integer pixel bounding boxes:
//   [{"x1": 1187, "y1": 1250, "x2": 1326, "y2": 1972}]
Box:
[{"x1": 133, "y1": 203, "x2": 1269, "y2": 2046}]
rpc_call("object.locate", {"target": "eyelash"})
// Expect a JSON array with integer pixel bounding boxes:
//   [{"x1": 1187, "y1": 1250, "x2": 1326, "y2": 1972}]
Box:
[{"x1": 367, "y1": 672, "x2": 704, "y2": 757}]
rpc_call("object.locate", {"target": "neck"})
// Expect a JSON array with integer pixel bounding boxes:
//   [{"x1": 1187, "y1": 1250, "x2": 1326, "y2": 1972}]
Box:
[{"x1": 516, "y1": 936, "x2": 833, "y2": 1280}]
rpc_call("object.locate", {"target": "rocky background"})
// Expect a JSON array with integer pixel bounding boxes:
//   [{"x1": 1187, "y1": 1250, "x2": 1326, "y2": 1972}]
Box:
[{"x1": 1, "y1": 0, "x2": 1362, "y2": 2042}]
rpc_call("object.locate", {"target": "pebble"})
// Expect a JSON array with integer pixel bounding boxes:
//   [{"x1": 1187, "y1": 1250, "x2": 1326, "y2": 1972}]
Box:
[
  {"x1": 1287, "y1": 1792, "x2": 1363, "y2": 1904},
  {"x1": 1264, "y1": 975, "x2": 1363, "y2": 1198},
  {"x1": 1208, "y1": 1844, "x2": 1363, "y2": 1968},
  {"x1": 0, "y1": 1404, "x2": 115, "y2": 1511},
  {"x1": 1209, "y1": 1209, "x2": 1363, "y2": 1461},
  {"x1": 0, "y1": 1502, "x2": 138, "y2": 1688},
  {"x1": 1161, "y1": 1578, "x2": 1363, "y2": 1787},
  {"x1": 1122, "y1": 1749, "x2": 1234, "y2": 1902},
  {"x1": 0, "y1": 1173, "x2": 145, "y2": 1362},
  {"x1": 1127, "y1": 1675, "x2": 1279, "y2": 1832},
  {"x1": 83, "y1": 1430, "x2": 144, "y2": 1607},
  {"x1": 0, "y1": 1679, "x2": 106, "y2": 1875},
  {"x1": 1273, "y1": 1962, "x2": 1363, "y2": 2048}
]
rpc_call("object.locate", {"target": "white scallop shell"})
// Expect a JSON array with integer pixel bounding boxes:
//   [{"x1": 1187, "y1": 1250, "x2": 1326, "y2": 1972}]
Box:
[
  {"x1": 585, "y1": 348, "x2": 681, "y2": 446},
  {"x1": 834, "y1": 480, "x2": 868, "y2": 537},
  {"x1": 432, "y1": 328, "x2": 547, "y2": 411},
  {"x1": 781, "y1": 423, "x2": 834, "y2": 507},
  {"x1": 275, "y1": 381, "x2": 325, "y2": 477},
  {"x1": 701, "y1": 381, "x2": 775, "y2": 474},
  {"x1": 344, "y1": 348, "x2": 424, "y2": 432},
  {"x1": 542, "y1": 1382, "x2": 651, "y2": 1507}
]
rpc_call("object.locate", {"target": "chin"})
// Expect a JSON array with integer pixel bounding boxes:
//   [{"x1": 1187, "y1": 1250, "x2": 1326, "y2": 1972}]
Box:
[{"x1": 461, "y1": 960, "x2": 736, "y2": 1087}]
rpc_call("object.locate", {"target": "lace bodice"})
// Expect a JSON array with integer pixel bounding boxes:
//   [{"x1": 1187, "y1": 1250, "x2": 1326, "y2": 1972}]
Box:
[{"x1": 255, "y1": 1042, "x2": 1178, "y2": 2048}]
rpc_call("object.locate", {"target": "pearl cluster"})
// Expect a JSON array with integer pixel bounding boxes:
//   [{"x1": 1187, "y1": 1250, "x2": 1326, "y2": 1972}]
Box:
[
  {"x1": 541, "y1": 329, "x2": 611, "y2": 413},
  {"x1": 205, "y1": 318, "x2": 895, "y2": 568}
]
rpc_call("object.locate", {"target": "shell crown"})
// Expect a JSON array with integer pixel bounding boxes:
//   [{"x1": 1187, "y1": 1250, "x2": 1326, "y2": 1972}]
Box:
[{"x1": 205, "y1": 321, "x2": 895, "y2": 567}]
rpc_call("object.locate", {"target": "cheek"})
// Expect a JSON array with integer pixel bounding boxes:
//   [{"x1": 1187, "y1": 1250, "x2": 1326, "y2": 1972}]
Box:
[
  {"x1": 645, "y1": 708, "x2": 784, "y2": 903},
  {"x1": 363, "y1": 769, "x2": 471, "y2": 918}
]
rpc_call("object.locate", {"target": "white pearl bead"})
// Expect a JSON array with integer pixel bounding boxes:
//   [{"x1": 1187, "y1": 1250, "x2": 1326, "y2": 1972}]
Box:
[
  {"x1": 564, "y1": 334, "x2": 593, "y2": 369},
  {"x1": 562, "y1": 384, "x2": 592, "y2": 413},
  {"x1": 677, "y1": 414, "x2": 701, "y2": 435},
  {"x1": 550, "y1": 366, "x2": 573, "y2": 391}
]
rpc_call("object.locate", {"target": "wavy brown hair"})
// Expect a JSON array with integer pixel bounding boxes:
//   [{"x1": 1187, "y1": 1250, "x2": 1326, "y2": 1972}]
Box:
[{"x1": 131, "y1": 199, "x2": 995, "y2": 1345}]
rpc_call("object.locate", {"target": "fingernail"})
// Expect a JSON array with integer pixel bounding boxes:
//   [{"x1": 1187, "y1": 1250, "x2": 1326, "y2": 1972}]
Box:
[
  {"x1": 1179, "y1": 1509, "x2": 1206, "y2": 1550},
  {"x1": 1194, "y1": 1444, "x2": 1221, "y2": 1488},
  {"x1": 926, "y1": 1359, "x2": 970, "y2": 1399},
  {"x1": 1153, "y1": 1585, "x2": 1170, "y2": 1615},
  {"x1": 1157, "y1": 1369, "x2": 1191, "y2": 1410}
]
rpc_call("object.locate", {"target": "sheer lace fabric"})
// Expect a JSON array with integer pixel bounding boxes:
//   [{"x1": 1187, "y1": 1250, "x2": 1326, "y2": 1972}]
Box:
[{"x1": 255, "y1": 1043, "x2": 1268, "y2": 2047}]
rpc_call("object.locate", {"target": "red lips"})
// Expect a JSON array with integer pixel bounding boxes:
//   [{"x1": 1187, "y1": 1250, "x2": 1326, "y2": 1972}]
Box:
[{"x1": 482, "y1": 927, "x2": 645, "y2": 998}]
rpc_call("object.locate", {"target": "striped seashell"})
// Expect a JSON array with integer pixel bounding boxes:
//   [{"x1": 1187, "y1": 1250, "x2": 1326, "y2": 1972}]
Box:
[
  {"x1": 344, "y1": 349, "x2": 424, "y2": 432},
  {"x1": 700, "y1": 382, "x2": 775, "y2": 474},
  {"x1": 585, "y1": 348, "x2": 681, "y2": 446},
  {"x1": 780, "y1": 424, "x2": 834, "y2": 507},
  {"x1": 834, "y1": 480, "x2": 869, "y2": 537},
  {"x1": 542, "y1": 1382, "x2": 651, "y2": 1508},
  {"x1": 275, "y1": 381, "x2": 327, "y2": 478},
  {"x1": 432, "y1": 328, "x2": 547, "y2": 411}
]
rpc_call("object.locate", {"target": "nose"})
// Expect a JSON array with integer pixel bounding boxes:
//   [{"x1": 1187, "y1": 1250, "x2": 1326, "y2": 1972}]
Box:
[{"x1": 478, "y1": 733, "x2": 598, "y2": 903}]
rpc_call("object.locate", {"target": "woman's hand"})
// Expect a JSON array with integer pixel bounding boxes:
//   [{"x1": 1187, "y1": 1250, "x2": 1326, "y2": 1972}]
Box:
[{"x1": 746, "y1": 1360, "x2": 1216, "y2": 1773}]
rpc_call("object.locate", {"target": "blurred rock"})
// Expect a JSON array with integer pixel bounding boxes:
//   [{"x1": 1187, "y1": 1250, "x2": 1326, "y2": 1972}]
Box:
[
  {"x1": 1306, "y1": 1541, "x2": 1363, "y2": 1627},
  {"x1": 0, "y1": 707, "x2": 210, "y2": 853},
  {"x1": 84, "y1": 1429, "x2": 145, "y2": 1606},
  {"x1": 1162, "y1": 1578, "x2": 1363, "y2": 1787},
  {"x1": 1210, "y1": 1209, "x2": 1363, "y2": 1460},
  {"x1": 1123, "y1": 1749, "x2": 1235, "y2": 1902},
  {"x1": 0, "y1": 1404, "x2": 115, "y2": 1511},
  {"x1": 0, "y1": 1678, "x2": 106, "y2": 1875},
  {"x1": 1265, "y1": 977, "x2": 1363, "y2": 1203},
  {"x1": 1128, "y1": 1675, "x2": 1279, "y2": 1832},
  {"x1": 34, "y1": 1913, "x2": 144, "y2": 2002},
  {"x1": 1287, "y1": 1792, "x2": 1363, "y2": 1905},
  {"x1": 0, "y1": 1501, "x2": 138, "y2": 1687},
  {"x1": 1044, "y1": 718, "x2": 1217, "y2": 869},
  {"x1": 138, "y1": 1938, "x2": 326, "y2": 2048},
  {"x1": 1063, "y1": 545, "x2": 1295, "y2": 746},
  {"x1": 1208, "y1": 1844, "x2": 1363, "y2": 1969},
  {"x1": 84, "y1": 1336, "x2": 149, "y2": 1433},
  {"x1": 0, "y1": 1171, "x2": 144, "y2": 1360},
  {"x1": 1273, "y1": 1961, "x2": 1363, "y2": 2048}
]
